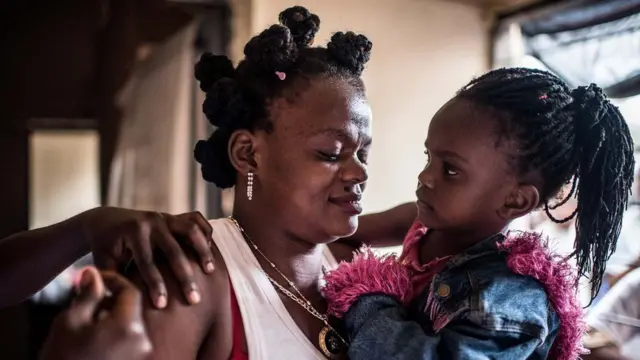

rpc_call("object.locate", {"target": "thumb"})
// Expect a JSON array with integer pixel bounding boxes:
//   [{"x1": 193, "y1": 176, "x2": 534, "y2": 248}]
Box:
[
  {"x1": 100, "y1": 271, "x2": 144, "y2": 325},
  {"x1": 92, "y1": 244, "x2": 121, "y2": 271},
  {"x1": 67, "y1": 266, "x2": 105, "y2": 328}
]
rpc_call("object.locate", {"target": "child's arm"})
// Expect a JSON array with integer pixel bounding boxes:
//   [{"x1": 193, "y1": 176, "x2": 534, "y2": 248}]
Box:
[{"x1": 343, "y1": 294, "x2": 544, "y2": 359}]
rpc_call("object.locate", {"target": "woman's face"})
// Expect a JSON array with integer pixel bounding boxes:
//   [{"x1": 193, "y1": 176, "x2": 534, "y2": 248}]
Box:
[{"x1": 252, "y1": 77, "x2": 372, "y2": 243}]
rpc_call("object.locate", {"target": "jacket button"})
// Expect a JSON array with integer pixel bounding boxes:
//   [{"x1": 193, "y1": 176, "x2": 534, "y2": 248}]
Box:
[{"x1": 436, "y1": 284, "x2": 450, "y2": 298}]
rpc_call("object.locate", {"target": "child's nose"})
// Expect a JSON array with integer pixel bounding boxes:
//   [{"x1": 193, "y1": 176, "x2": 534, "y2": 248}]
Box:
[{"x1": 418, "y1": 169, "x2": 435, "y2": 189}]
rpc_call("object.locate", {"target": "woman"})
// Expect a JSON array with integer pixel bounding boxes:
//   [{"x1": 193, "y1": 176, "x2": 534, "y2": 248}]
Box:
[
  {"x1": 125, "y1": 6, "x2": 376, "y2": 359},
  {"x1": 1, "y1": 6, "x2": 414, "y2": 358}
]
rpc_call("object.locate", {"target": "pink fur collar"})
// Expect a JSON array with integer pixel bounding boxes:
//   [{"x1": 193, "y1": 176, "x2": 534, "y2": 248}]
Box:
[{"x1": 498, "y1": 231, "x2": 587, "y2": 360}]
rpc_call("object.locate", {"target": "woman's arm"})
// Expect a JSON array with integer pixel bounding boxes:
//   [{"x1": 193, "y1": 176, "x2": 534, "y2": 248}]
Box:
[
  {"x1": 342, "y1": 202, "x2": 416, "y2": 249},
  {"x1": 0, "y1": 216, "x2": 88, "y2": 308},
  {"x1": 0, "y1": 207, "x2": 214, "y2": 308},
  {"x1": 327, "y1": 202, "x2": 416, "y2": 263}
]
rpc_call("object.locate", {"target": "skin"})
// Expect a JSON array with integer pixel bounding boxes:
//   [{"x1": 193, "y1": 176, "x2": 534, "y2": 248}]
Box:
[
  {"x1": 40, "y1": 267, "x2": 151, "y2": 360},
  {"x1": 414, "y1": 98, "x2": 540, "y2": 263},
  {"x1": 0, "y1": 204, "x2": 415, "y2": 310},
  {"x1": 130, "y1": 76, "x2": 373, "y2": 359},
  {"x1": 0, "y1": 208, "x2": 215, "y2": 309}
]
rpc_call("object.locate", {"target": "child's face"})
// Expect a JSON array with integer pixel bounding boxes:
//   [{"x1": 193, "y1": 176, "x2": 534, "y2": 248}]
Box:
[{"x1": 416, "y1": 98, "x2": 538, "y2": 234}]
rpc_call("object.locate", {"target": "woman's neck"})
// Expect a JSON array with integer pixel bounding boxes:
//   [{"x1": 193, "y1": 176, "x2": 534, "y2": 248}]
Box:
[{"x1": 231, "y1": 208, "x2": 325, "y2": 294}]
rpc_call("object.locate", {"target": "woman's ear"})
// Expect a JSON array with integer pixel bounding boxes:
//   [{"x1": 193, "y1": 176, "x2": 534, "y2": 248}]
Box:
[
  {"x1": 228, "y1": 129, "x2": 258, "y2": 175},
  {"x1": 498, "y1": 184, "x2": 540, "y2": 220}
]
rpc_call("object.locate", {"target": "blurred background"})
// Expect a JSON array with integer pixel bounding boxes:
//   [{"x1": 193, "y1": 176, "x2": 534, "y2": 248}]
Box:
[{"x1": 0, "y1": 0, "x2": 639, "y2": 358}]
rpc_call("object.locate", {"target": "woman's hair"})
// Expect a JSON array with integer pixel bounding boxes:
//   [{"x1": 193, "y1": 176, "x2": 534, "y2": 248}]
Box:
[
  {"x1": 193, "y1": 6, "x2": 372, "y2": 189},
  {"x1": 457, "y1": 67, "x2": 635, "y2": 299}
]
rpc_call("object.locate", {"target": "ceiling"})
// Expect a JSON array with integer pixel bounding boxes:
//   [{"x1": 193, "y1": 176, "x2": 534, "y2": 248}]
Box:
[{"x1": 448, "y1": 0, "x2": 548, "y2": 13}]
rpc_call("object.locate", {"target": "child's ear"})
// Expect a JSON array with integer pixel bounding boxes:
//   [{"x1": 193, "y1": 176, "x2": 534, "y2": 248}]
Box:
[{"x1": 498, "y1": 184, "x2": 539, "y2": 220}]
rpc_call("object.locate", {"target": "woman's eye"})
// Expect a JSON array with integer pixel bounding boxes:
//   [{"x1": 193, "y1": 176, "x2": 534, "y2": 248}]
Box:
[
  {"x1": 424, "y1": 150, "x2": 431, "y2": 165},
  {"x1": 357, "y1": 151, "x2": 369, "y2": 165},
  {"x1": 319, "y1": 152, "x2": 340, "y2": 162}
]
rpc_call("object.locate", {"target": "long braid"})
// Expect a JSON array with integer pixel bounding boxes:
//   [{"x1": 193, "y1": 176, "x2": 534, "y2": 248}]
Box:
[{"x1": 458, "y1": 68, "x2": 635, "y2": 300}]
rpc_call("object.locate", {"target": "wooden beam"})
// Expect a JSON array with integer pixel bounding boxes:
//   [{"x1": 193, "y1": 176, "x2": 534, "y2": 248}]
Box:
[
  {"x1": 447, "y1": 0, "x2": 546, "y2": 12},
  {"x1": 27, "y1": 118, "x2": 98, "y2": 131}
]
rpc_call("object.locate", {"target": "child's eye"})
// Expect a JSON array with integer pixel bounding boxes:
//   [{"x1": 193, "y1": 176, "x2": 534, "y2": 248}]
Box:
[{"x1": 444, "y1": 163, "x2": 459, "y2": 176}]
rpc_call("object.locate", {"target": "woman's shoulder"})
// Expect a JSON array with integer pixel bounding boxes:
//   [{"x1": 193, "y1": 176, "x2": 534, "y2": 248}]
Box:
[
  {"x1": 125, "y1": 235, "x2": 231, "y2": 316},
  {"x1": 121, "y1": 238, "x2": 233, "y2": 358}
]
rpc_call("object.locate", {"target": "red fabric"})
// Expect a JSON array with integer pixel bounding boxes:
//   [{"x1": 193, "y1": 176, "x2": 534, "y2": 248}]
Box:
[
  {"x1": 398, "y1": 220, "x2": 451, "y2": 296},
  {"x1": 229, "y1": 282, "x2": 249, "y2": 360}
]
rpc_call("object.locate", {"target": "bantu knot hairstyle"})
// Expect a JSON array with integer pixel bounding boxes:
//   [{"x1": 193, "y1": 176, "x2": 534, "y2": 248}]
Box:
[
  {"x1": 193, "y1": 6, "x2": 372, "y2": 189},
  {"x1": 278, "y1": 6, "x2": 320, "y2": 48},
  {"x1": 457, "y1": 67, "x2": 635, "y2": 300}
]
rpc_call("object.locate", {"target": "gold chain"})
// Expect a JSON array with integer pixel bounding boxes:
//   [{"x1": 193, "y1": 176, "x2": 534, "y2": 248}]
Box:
[{"x1": 228, "y1": 217, "x2": 348, "y2": 346}]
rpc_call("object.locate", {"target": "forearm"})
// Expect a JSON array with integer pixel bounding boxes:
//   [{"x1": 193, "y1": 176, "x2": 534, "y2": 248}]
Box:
[
  {"x1": 345, "y1": 295, "x2": 442, "y2": 360},
  {"x1": 344, "y1": 202, "x2": 416, "y2": 248},
  {"x1": 0, "y1": 214, "x2": 89, "y2": 308},
  {"x1": 345, "y1": 295, "x2": 542, "y2": 360}
]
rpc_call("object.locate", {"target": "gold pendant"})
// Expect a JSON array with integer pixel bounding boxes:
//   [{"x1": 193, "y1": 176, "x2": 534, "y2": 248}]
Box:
[{"x1": 318, "y1": 325, "x2": 347, "y2": 359}]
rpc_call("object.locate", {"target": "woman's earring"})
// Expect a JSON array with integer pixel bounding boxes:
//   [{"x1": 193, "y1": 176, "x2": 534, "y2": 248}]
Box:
[{"x1": 247, "y1": 172, "x2": 254, "y2": 200}]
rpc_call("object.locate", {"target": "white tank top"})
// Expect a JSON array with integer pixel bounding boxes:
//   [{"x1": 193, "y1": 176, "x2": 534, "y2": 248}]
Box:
[{"x1": 209, "y1": 219, "x2": 340, "y2": 360}]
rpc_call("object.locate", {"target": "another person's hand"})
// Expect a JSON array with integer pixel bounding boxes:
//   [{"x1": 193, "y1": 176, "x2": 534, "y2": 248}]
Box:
[
  {"x1": 40, "y1": 267, "x2": 152, "y2": 360},
  {"x1": 81, "y1": 207, "x2": 213, "y2": 308}
]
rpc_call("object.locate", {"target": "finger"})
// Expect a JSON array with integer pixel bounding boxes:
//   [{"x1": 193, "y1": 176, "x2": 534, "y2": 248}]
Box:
[
  {"x1": 127, "y1": 226, "x2": 168, "y2": 309},
  {"x1": 93, "y1": 253, "x2": 119, "y2": 272},
  {"x1": 67, "y1": 267, "x2": 105, "y2": 328},
  {"x1": 191, "y1": 211, "x2": 213, "y2": 239},
  {"x1": 153, "y1": 222, "x2": 201, "y2": 305},
  {"x1": 100, "y1": 271, "x2": 145, "y2": 325},
  {"x1": 166, "y1": 212, "x2": 215, "y2": 273}
]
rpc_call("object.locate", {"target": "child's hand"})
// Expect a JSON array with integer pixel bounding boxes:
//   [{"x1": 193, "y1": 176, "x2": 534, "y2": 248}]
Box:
[{"x1": 40, "y1": 267, "x2": 152, "y2": 360}]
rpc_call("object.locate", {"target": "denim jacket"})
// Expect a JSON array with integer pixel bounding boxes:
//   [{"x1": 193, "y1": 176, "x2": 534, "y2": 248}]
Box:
[{"x1": 324, "y1": 231, "x2": 585, "y2": 360}]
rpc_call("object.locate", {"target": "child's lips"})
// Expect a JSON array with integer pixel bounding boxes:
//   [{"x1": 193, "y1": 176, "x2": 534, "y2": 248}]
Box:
[
  {"x1": 415, "y1": 190, "x2": 434, "y2": 211},
  {"x1": 417, "y1": 198, "x2": 434, "y2": 212}
]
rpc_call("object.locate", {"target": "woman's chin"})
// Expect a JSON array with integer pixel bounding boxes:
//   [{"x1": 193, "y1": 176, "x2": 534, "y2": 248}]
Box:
[{"x1": 326, "y1": 216, "x2": 359, "y2": 241}]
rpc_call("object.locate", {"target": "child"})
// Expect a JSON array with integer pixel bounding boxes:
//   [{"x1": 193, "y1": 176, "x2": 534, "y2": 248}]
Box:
[{"x1": 324, "y1": 68, "x2": 635, "y2": 359}]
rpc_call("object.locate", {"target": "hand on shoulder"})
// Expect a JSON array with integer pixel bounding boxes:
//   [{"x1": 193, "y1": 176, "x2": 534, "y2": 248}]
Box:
[{"x1": 78, "y1": 207, "x2": 217, "y2": 308}]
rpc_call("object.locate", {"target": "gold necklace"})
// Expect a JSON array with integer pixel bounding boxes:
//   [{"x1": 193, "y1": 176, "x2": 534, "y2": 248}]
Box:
[{"x1": 228, "y1": 217, "x2": 348, "y2": 359}]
